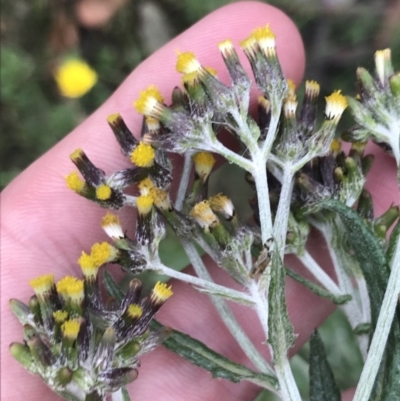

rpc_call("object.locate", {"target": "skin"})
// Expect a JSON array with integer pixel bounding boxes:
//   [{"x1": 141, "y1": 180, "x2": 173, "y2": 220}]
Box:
[{"x1": 1, "y1": 2, "x2": 398, "y2": 400}]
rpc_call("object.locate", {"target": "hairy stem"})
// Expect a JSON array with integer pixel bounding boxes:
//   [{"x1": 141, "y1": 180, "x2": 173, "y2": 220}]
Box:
[
  {"x1": 353, "y1": 236, "x2": 400, "y2": 401},
  {"x1": 175, "y1": 151, "x2": 194, "y2": 211},
  {"x1": 181, "y1": 239, "x2": 275, "y2": 376}
]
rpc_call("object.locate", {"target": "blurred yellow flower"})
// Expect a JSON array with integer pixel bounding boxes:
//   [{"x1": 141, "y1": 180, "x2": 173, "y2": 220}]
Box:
[{"x1": 54, "y1": 59, "x2": 98, "y2": 98}]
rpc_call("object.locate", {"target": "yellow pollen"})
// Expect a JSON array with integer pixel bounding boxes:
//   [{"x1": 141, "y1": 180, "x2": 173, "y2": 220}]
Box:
[
  {"x1": 130, "y1": 142, "x2": 155, "y2": 167},
  {"x1": 30, "y1": 274, "x2": 55, "y2": 294},
  {"x1": 190, "y1": 201, "x2": 219, "y2": 230},
  {"x1": 305, "y1": 80, "x2": 320, "y2": 98},
  {"x1": 153, "y1": 281, "x2": 173, "y2": 302},
  {"x1": 218, "y1": 39, "x2": 234, "y2": 54},
  {"x1": 54, "y1": 59, "x2": 98, "y2": 99},
  {"x1": 56, "y1": 276, "x2": 84, "y2": 300},
  {"x1": 133, "y1": 85, "x2": 164, "y2": 115},
  {"x1": 101, "y1": 212, "x2": 121, "y2": 228},
  {"x1": 252, "y1": 24, "x2": 276, "y2": 40},
  {"x1": 70, "y1": 148, "x2": 84, "y2": 162},
  {"x1": 330, "y1": 139, "x2": 342, "y2": 154},
  {"x1": 136, "y1": 195, "x2": 154, "y2": 215},
  {"x1": 176, "y1": 51, "x2": 201, "y2": 74},
  {"x1": 107, "y1": 113, "x2": 121, "y2": 124},
  {"x1": 61, "y1": 319, "x2": 81, "y2": 340},
  {"x1": 193, "y1": 152, "x2": 216, "y2": 181},
  {"x1": 53, "y1": 310, "x2": 69, "y2": 323},
  {"x1": 150, "y1": 187, "x2": 171, "y2": 211},
  {"x1": 325, "y1": 90, "x2": 348, "y2": 120},
  {"x1": 138, "y1": 177, "x2": 155, "y2": 195},
  {"x1": 90, "y1": 242, "x2": 117, "y2": 266},
  {"x1": 65, "y1": 171, "x2": 85, "y2": 193},
  {"x1": 209, "y1": 194, "x2": 234, "y2": 217},
  {"x1": 78, "y1": 252, "x2": 99, "y2": 277},
  {"x1": 96, "y1": 184, "x2": 112, "y2": 200},
  {"x1": 127, "y1": 304, "x2": 143, "y2": 319},
  {"x1": 240, "y1": 36, "x2": 257, "y2": 51}
]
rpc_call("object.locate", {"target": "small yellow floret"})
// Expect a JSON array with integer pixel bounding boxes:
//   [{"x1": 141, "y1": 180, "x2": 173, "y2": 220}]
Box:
[
  {"x1": 182, "y1": 71, "x2": 200, "y2": 86},
  {"x1": 209, "y1": 194, "x2": 235, "y2": 218},
  {"x1": 30, "y1": 274, "x2": 55, "y2": 295},
  {"x1": 66, "y1": 171, "x2": 85, "y2": 193},
  {"x1": 107, "y1": 113, "x2": 121, "y2": 125},
  {"x1": 176, "y1": 51, "x2": 201, "y2": 74},
  {"x1": 330, "y1": 139, "x2": 342, "y2": 154},
  {"x1": 127, "y1": 304, "x2": 143, "y2": 319},
  {"x1": 240, "y1": 36, "x2": 257, "y2": 52},
  {"x1": 78, "y1": 252, "x2": 99, "y2": 277},
  {"x1": 218, "y1": 39, "x2": 234, "y2": 55},
  {"x1": 252, "y1": 24, "x2": 276, "y2": 41},
  {"x1": 325, "y1": 90, "x2": 348, "y2": 120},
  {"x1": 61, "y1": 319, "x2": 81, "y2": 340},
  {"x1": 190, "y1": 201, "x2": 219, "y2": 230},
  {"x1": 90, "y1": 242, "x2": 118, "y2": 266},
  {"x1": 193, "y1": 152, "x2": 216, "y2": 181},
  {"x1": 130, "y1": 142, "x2": 155, "y2": 167},
  {"x1": 133, "y1": 85, "x2": 164, "y2": 115},
  {"x1": 150, "y1": 187, "x2": 171, "y2": 211},
  {"x1": 54, "y1": 59, "x2": 98, "y2": 98},
  {"x1": 138, "y1": 178, "x2": 155, "y2": 195},
  {"x1": 205, "y1": 67, "x2": 218, "y2": 77},
  {"x1": 305, "y1": 80, "x2": 320, "y2": 98},
  {"x1": 152, "y1": 282, "x2": 173, "y2": 303},
  {"x1": 101, "y1": 212, "x2": 124, "y2": 240},
  {"x1": 70, "y1": 148, "x2": 84, "y2": 162},
  {"x1": 96, "y1": 184, "x2": 112, "y2": 200},
  {"x1": 53, "y1": 310, "x2": 69, "y2": 323},
  {"x1": 136, "y1": 195, "x2": 154, "y2": 215},
  {"x1": 258, "y1": 96, "x2": 271, "y2": 111},
  {"x1": 56, "y1": 276, "x2": 84, "y2": 297}
]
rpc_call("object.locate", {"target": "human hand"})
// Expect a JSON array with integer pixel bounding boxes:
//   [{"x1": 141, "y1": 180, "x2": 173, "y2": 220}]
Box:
[{"x1": 1, "y1": 2, "x2": 398, "y2": 400}]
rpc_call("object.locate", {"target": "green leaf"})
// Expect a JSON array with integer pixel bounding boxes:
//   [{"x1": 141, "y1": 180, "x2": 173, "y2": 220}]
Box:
[
  {"x1": 268, "y1": 252, "x2": 295, "y2": 366},
  {"x1": 285, "y1": 267, "x2": 352, "y2": 305},
  {"x1": 103, "y1": 269, "x2": 125, "y2": 303},
  {"x1": 309, "y1": 330, "x2": 341, "y2": 401},
  {"x1": 319, "y1": 200, "x2": 400, "y2": 399},
  {"x1": 319, "y1": 199, "x2": 390, "y2": 328},
  {"x1": 150, "y1": 320, "x2": 278, "y2": 390}
]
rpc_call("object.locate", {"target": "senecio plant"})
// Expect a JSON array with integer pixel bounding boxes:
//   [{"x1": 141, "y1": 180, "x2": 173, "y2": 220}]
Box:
[{"x1": 9, "y1": 25, "x2": 400, "y2": 401}]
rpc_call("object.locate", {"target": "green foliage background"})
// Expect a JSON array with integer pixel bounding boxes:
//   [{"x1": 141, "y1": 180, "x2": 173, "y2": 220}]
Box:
[{"x1": 1, "y1": 0, "x2": 399, "y2": 399}]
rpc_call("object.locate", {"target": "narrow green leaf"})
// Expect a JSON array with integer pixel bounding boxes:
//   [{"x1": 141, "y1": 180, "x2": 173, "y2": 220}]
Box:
[
  {"x1": 319, "y1": 199, "x2": 390, "y2": 328},
  {"x1": 319, "y1": 200, "x2": 400, "y2": 399},
  {"x1": 285, "y1": 267, "x2": 352, "y2": 305},
  {"x1": 103, "y1": 269, "x2": 125, "y2": 303},
  {"x1": 150, "y1": 320, "x2": 278, "y2": 390},
  {"x1": 309, "y1": 330, "x2": 341, "y2": 401},
  {"x1": 268, "y1": 252, "x2": 295, "y2": 365}
]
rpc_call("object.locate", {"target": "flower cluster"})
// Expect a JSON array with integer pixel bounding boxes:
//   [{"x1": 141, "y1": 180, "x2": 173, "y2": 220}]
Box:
[
  {"x1": 10, "y1": 267, "x2": 172, "y2": 401},
  {"x1": 10, "y1": 21, "x2": 400, "y2": 401}
]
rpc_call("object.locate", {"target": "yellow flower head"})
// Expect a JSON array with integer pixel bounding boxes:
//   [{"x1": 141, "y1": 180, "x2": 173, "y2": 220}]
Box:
[
  {"x1": 133, "y1": 85, "x2": 164, "y2": 116},
  {"x1": 96, "y1": 184, "x2": 112, "y2": 200},
  {"x1": 190, "y1": 200, "x2": 219, "y2": 231},
  {"x1": 150, "y1": 187, "x2": 171, "y2": 211},
  {"x1": 130, "y1": 142, "x2": 155, "y2": 167},
  {"x1": 53, "y1": 310, "x2": 69, "y2": 323},
  {"x1": 56, "y1": 276, "x2": 84, "y2": 303},
  {"x1": 330, "y1": 139, "x2": 342, "y2": 155},
  {"x1": 30, "y1": 274, "x2": 55, "y2": 297},
  {"x1": 193, "y1": 152, "x2": 216, "y2": 182},
  {"x1": 65, "y1": 171, "x2": 85, "y2": 193},
  {"x1": 252, "y1": 25, "x2": 276, "y2": 57},
  {"x1": 176, "y1": 51, "x2": 202, "y2": 74},
  {"x1": 218, "y1": 39, "x2": 234, "y2": 57},
  {"x1": 136, "y1": 195, "x2": 154, "y2": 215},
  {"x1": 90, "y1": 242, "x2": 118, "y2": 266},
  {"x1": 54, "y1": 59, "x2": 98, "y2": 98},
  {"x1": 101, "y1": 212, "x2": 124, "y2": 240},
  {"x1": 77, "y1": 252, "x2": 99, "y2": 278},
  {"x1": 61, "y1": 319, "x2": 81, "y2": 340},
  {"x1": 325, "y1": 90, "x2": 348, "y2": 121},
  {"x1": 127, "y1": 304, "x2": 143, "y2": 319},
  {"x1": 138, "y1": 177, "x2": 155, "y2": 195},
  {"x1": 151, "y1": 282, "x2": 173, "y2": 304},
  {"x1": 305, "y1": 80, "x2": 320, "y2": 99}
]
